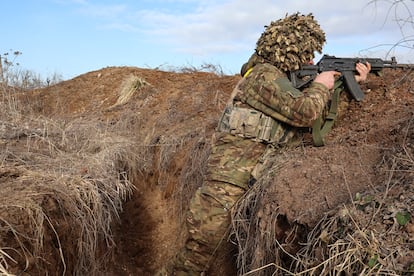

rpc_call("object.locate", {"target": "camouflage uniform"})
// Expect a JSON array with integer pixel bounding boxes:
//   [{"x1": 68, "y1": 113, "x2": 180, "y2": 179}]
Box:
[{"x1": 163, "y1": 13, "x2": 330, "y2": 275}]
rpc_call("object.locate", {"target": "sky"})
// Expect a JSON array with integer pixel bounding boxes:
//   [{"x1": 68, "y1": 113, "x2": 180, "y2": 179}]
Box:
[{"x1": 1, "y1": 0, "x2": 414, "y2": 80}]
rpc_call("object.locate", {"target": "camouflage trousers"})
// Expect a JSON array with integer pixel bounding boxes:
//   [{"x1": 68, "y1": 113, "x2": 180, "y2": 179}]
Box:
[{"x1": 171, "y1": 132, "x2": 267, "y2": 275}]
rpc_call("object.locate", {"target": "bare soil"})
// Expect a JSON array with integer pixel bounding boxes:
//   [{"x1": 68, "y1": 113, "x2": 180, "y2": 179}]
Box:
[{"x1": 1, "y1": 65, "x2": 414, "y2": 275}]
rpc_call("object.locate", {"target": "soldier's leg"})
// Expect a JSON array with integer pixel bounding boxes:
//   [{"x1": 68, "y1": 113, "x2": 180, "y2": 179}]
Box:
[
  {"x1": 171, "y1": 133, "x2": 267, "y2": 275},
  {"x1": 173, "y1": 181, "x2": 245, "y2": 275}
]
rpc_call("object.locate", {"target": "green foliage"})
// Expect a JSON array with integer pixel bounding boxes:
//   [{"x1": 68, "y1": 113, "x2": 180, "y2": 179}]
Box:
[
  {"x1": 396, "y1": 211, "x2": 410, "y2": 226},
  {"x1": 354, "y1": 192, "x2": 377, "y2": 210},
  {"x1": 367, "y1": 254, "x2": 379, "y2": 268}
]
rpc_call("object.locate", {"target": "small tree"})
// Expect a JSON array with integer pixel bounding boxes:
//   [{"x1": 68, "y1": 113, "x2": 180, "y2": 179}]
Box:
[
  {"x1": 0, "y1": 50, "x2": 62, "y2": 89},
  {"x1": 0, "y1": 50, "x2": 22, "y2": 86}
]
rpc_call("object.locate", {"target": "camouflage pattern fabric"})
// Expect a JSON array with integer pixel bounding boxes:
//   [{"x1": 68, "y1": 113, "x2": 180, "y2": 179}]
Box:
[
  {"x1": 171, "y1": 133, "x2": 266, "y2": 275},
  {"x1": 206, "y1": 133, "x2": 267, "y2": 189},
  {"x1": 236, "y1": 63, "x2": 330, "y2": 128},
  {"x1": 166, "y1": 63, "x2": 332, "y2": 275},
  {"x1": 240, "y1": 53, "x2": 266, "y2": 76},
  {"x1": 164, "y1": 13, "x2": 332, "y2": 275}
]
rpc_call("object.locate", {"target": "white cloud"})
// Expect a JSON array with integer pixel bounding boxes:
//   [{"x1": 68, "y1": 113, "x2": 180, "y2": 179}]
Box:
[{"x1": 68, "y1": 0, "x2": 414, "y2": 60}]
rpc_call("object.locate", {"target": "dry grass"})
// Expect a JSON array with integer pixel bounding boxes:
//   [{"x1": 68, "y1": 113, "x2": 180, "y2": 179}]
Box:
[
  {"x1": 110, "y1": 75, "x2": 149, "y2": 108},
  {"x1": 2, "y1": 64, "x2": 412, "y2": 275},
  {"x1": 0, "y1": 132, "x2": 137, "y2": 275},
  {"x1": 0, "y1": 87, "x2": 140, "y2": 275},
  {"x1": 175, "y1": 134, "x2": 211, "y2": 218},
  {"x1": 231, "y1": 115, "x2": 414, "y2": 275},
  {"x1": 290, "y1": 116, "x2": 414, "y2": 275},
  {"x1": 0, "y1": 248, "x2": 16, "y2": 276},
  {"x1": 0, "y1": 72, "x2": 215, "y2": 275},
  {"x1": 231, "y1": 158, "x2": 301, "y2": 276}
]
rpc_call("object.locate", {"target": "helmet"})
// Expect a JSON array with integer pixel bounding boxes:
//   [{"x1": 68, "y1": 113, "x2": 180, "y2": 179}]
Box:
[{"x1": 255, "y1": 13, "x2": 326, "y2": 71}]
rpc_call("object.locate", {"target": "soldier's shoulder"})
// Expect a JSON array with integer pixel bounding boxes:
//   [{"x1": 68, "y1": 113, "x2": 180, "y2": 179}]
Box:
[{"x1": 250, "y1": 63, "x2": 285, "y2": 79}]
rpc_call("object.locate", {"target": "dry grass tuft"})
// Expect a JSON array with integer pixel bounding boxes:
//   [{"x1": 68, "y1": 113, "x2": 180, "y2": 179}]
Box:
[
  {"x1": 0, "y1": 248, "x2": 17, "y2": 276},
  {"x1": 111, "y1": 75, "x2": 149, "y2": 108}
]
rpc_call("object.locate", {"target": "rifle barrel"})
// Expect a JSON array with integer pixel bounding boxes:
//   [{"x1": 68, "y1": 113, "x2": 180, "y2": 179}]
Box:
[{"x1": 386, "y1": 63, "x2": 414, "y2": 69}]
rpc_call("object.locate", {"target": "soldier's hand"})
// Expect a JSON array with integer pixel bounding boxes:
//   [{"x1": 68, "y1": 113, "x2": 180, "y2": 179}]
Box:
[
  {"x1": 355, "y1": 62, "x2": 371, "y2": 83},
  {"x1": 314, "y1": 71, "x2": 341, "y2": 90}
]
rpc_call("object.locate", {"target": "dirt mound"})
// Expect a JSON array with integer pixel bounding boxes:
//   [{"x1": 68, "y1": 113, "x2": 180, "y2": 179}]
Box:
[{"x1": 0, "y1": 65, "x2": 413, "y2": 275}]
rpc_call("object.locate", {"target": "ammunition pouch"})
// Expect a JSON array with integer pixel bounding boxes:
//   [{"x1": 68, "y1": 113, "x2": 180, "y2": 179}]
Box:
[{"x1": 217, "y1": 106, "x2": 288, "y2": 144}]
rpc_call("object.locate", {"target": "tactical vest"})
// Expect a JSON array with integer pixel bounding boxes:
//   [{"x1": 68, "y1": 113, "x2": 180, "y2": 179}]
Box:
[
  {"x1": 216, "y1": 77, "x2": 296, "y2": 145},
  {"x1": 216, "y1": 67, "x2": 342, "y2": 146}
]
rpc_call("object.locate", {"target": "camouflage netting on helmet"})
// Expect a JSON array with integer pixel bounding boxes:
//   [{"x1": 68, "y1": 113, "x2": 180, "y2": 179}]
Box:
[{"x1": 255, "y1": 13, "x2": 326, "y2": 72}]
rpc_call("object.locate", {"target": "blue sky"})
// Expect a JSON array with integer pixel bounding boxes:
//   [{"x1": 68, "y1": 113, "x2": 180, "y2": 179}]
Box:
[{"x1": 2, "y1": 0, "x2": 414, "y2": 80}]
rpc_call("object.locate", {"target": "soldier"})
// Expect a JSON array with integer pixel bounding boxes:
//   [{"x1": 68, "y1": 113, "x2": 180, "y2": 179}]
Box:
[{"x1": 158, "y1": 13, "x2": 371, "y2": 275}]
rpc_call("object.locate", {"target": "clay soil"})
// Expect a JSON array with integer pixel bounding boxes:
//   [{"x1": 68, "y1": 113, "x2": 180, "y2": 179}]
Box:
[{"x1": 1, "y1": 64, "x2": 414, "y2": 275}]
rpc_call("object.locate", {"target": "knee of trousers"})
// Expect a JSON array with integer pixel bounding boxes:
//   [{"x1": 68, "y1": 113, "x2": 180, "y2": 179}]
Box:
[{"x1": 186, "y1": 180, "x2": 246, "y2": 247}]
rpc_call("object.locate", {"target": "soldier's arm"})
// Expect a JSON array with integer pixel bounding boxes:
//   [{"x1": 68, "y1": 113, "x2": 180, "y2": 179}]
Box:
[{"x1": 240, "y1": 64, "x2": 331, "y2": 127}]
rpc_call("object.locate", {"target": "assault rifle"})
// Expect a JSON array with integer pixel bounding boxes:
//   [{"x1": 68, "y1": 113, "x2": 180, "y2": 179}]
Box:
[{"x1": 289, "y1": 55, "x2": 413, "y2": 101}]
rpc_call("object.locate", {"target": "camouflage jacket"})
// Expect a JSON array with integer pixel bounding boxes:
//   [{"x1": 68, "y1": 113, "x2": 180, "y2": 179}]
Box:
[
  {"x1": 217, "y1": 62, "x2": 331, "y2": 145},
  {"x1": 236, "y1": 63, "x2": 330, "y2": 127}
]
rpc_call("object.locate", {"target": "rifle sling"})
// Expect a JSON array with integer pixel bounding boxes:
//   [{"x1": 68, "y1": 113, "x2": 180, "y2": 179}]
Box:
[{"x1": 312, "y1": 81, "x2": 343, "y2": 146}]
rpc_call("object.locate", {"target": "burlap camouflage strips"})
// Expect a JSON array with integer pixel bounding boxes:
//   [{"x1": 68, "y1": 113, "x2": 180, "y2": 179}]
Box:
[{"x1": 255, "y1": 13, "x2": 326, "y2": 71}]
